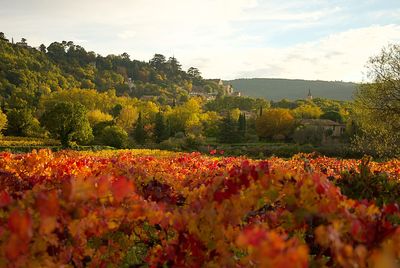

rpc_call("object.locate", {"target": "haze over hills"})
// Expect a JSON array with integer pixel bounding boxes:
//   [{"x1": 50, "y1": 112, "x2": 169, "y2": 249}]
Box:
[{"x1": 225, "y1": 78, "x2": 358, "y2": 101}]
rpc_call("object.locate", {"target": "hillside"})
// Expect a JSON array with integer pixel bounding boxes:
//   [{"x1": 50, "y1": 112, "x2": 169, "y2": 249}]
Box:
[
  {"x1": 226, "y1": 78, "x2": 358, "y2": 101},
  {"x1": 0, "y1": 33, "x2": 224, "y2": 111}
]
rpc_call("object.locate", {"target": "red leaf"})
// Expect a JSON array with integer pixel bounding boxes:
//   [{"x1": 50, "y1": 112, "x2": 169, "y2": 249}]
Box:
[
  {"x1": 0, "y1": 191, "x2": 12, "y2": 207},
  {"x1": 111, "y1": 176, "x2": 134, "y2": 202},
  {"x1": 8, "y1": 210, "x2": 33, "y2": 240}
]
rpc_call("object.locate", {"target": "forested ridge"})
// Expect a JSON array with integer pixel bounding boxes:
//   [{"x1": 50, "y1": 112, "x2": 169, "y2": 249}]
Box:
[{"x1": 0, "y1": 34, "x2": 222, "y2": 111}]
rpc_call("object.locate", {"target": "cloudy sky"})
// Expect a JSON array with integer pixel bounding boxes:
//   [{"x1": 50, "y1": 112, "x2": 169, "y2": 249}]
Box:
[{"x1": 1, "y1": 0, "x2": 400, "y2": 81}]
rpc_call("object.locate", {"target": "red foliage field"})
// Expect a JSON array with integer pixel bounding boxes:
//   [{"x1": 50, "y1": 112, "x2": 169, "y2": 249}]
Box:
[{"x1": 0, "y1": 149, "x2": 399, "y2": 267}]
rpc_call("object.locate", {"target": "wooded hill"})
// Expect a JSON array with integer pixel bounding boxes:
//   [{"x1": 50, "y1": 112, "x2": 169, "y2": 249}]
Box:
[
  {"x1": 0, "y1": 33, "x2": 223, "y2": 111},
  {"x1": 225, "y1": 78, "x2": 358, "y2": 101}
]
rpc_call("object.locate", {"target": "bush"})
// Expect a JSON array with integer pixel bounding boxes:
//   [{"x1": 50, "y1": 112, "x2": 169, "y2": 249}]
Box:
[
  {"x1": 292, "y1": 125, "x2": 323, "y2": 145},
  {"x1": 99, "y1": 126, "x2": 128, "y2": 149},
  {"x1": 335, "y1": 156, "x2": 400, "y2": 206}
]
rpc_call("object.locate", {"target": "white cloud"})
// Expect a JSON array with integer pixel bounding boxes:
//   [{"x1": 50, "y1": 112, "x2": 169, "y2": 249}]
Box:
[
  {"x1": 1, "y1": 0, "x2": 399, "y2": 81},
  {"x1": 182, "y1": 24, "x2": 400, "y2": 81}
]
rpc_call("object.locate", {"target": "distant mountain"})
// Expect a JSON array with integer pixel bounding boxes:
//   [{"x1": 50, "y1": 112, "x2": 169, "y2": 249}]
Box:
[{"x1": 225, "y1": 78, "x2": 358, "y2": 101}]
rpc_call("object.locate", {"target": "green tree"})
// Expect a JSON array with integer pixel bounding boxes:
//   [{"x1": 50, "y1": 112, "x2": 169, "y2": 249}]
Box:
[
  {"x1": 218, "y1": 115, "x2": 240, "y2": 143},
  {"x1": 133, "y1": 112, "x2": 146, "y2": 144},
  {"x1": 320, "y1": 110, "x2": 344, "y2": 123},
  {"x1": 352, "y1": 44, "x2": 400, "y2": 157},
  {"x1": 238, "y1": 113, "x2": 247, "y2": 140},
  {"x1": 40, "y1": 102, "x2": 93, "y2": 147},
  {"x1": 0, "y1": 110, "x2": 7, "y2": 136},
  {"x1": 99, "y1": 126, "x2": 128, "y2": 149},
  {"x1": 5, "y1": 109, "x2": 41, "y2": 137},
  {"x1": 154, "y1": 111, "x2": 167, "y2": 143}
]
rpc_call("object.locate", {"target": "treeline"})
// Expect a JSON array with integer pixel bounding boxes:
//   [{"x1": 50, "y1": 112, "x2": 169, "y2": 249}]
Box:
[
  {"x1": 0, "y1": 32, "x2": 351, "y2": 150},
  {"x1": 0, "y1": 32, "x2": 397, "y2": 157}
]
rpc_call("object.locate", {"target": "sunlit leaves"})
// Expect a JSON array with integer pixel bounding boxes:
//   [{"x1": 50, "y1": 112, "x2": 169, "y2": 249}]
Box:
[{"x1": 0, "y1": 149, "x2": 399, "y2": 267}]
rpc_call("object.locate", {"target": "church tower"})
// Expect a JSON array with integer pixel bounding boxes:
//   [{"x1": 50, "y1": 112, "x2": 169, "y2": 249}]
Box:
[{"x1": 307, "y1": 89, "x2": 313, "y2": 100}]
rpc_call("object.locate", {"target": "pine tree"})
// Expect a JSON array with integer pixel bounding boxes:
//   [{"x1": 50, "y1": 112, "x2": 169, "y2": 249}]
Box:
[{"x1": 133, "y1": 112, "x2": 146, "y2": 144}]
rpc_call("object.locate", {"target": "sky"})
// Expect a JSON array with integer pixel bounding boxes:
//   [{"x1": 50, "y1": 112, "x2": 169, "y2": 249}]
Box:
[{"x1": 1, "y1": 0, "x2": 400, "y2": 82}]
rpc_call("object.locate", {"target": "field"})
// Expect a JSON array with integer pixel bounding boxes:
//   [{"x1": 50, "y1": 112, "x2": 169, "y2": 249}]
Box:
[{"x1": 0, "y1": 149, "x2": 399, "y2": 267}]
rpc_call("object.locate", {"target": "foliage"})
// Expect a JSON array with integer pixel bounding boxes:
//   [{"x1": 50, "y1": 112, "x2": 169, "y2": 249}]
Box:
[
  {"x1": 87, "y1": 109, "x2": 113, "y2": 127},
  {"x1": 218, "y1": 115, "x2": 241, "y2": 143},
  {"x1": 352, "y1": 44, "x2": 400, "y2": 157},
  {"x1": 320, "y1": 110, "x2": 344, "y2": 123},
  {"x1": 335, "y1": 156, "x2": 400, "y2": 206},
  {"x1": 133, "y1": 112, "x2": 146, "y2": 144},
  {"x1": 116, "y1": 105, "x2": 138, "y2": 133},
  {"x1": 40, "y1": 101, "x2": 93, "y2": 147},
  {"x1": 292, "y1": 104, "x2": 322, "y2": 119},
  {"x1": 0, "y1": 110, "x2": 7, "y2": 136},
  {"x1": 292, "y1": 125, "x2": 324, "y2": 145},
  {"x1": 99, "y1": 126, "x2": 128, "y2": 149},
  {"x1": 0, "y1": 150, "x2": 399, "y2": 267},
  {"x1": 255, "y1": 108, "x2": 295, "y2": 140},
  {"x1": 205, "y1": 95, "x2": 270, "y2": 112},
  {"x1": 154, "y1": 111, "x2": 167, "y2": 143},
  {"x1": 5, "y1": 109, "x2": 42, "y2": 137}
]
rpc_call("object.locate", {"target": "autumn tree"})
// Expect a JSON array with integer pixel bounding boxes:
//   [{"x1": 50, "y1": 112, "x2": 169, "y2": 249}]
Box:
[
  {"x1": 292, "y1": 104, "x2": 322, "y2": 119},
  {"x1": 40, "y1": 102, "x2": 93, "y2": 147},
  {"x1": 87, "y1": 109, "x2": 113, "y2": 127},
  {"x1": 255, "y1": 108, "x2": 295, "y2": 140},
  {"x1": 116, "y1": 106, "x2": 138, "y2": 133},
  {"x1": 352, "y1": 44, "x2": 400, "y2": 157}
]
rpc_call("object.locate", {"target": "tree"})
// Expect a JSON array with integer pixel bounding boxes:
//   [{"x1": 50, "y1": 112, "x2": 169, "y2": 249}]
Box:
[
  {"x1": 99, "y1": 126, "x2": 128, "y2": 149},
  {"x1": 133, "y1": 112, "x2": 146, "y2": 144},
  {"x1": 0, "y1": 110, "x2": 7, "y2": 136},
  {"x1": 238, "y1": 113, "x2": 247, "y2": 140},
  {"x1": 154, "y1": 111, "x2": 167, "y2": 143},
  {"x1": 149, "y1": 54, "x2": 166, "y2": 71},
  {"x1": 218, "y1": 115, "x2": 241, "y2": 143},
  {"x1": 87, "y1": 109, "x2": 113, "y2": 127},
  {"x1": 292, "y1": 105, "x2": 322, "y2": 119},
  {"x1": 255, "y1": 109, "x2": 295, "y2": 140},
  {"x1": 320, "y1": 110, "x2": 344, "y2": 123},
  {"x1": 5, "y1": 109, "x2": 41, "y2": 137},
  {"x1": 39, "y1": 44, "x2": 46, "y2": 53},
  {"x1": 352, "y1": 44, "x2": 400, "y2": 157},
  {"x1": 40, "y1": 102, "x2": 93, "y2": 147},
  {"x1": 116, "y1": 105, "x2": 138, "y2": 133}
]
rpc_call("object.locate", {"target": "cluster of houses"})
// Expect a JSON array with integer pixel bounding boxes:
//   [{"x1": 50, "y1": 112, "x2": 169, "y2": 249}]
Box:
[{"x1": 189, "y1": 79, "x2": 241, "y2": 100}]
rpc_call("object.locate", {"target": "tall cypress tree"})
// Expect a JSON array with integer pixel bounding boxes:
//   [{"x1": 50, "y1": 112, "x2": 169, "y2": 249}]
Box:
[
  {"x1": 154, "y1": 111, "x2": 166, "y2": 143},
  {"x1": 133, "y1": 112, "x2": 146, "y2": 144},
  {"x1": 238, "y1": 113, "x2": 247, "y2": 141}
]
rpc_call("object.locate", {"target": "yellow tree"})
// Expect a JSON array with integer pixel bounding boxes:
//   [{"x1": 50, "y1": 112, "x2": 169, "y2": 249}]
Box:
[
  {"x1": 292, "y1": 105, "x2": 322, "y2": 119},
  {"x1": 255, "y1": 108, "x2": 295, "y2": 139},
  {"x1": 87, "y1": 110, "x2": 113, "y2": 127},
  {"x1": 116, "y1": 105, "x2": 139, "y2": 133}
]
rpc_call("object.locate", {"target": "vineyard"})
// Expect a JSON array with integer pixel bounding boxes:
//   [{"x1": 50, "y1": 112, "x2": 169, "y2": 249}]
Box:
[{"x1": 0, "y1": 149, "x2": 399, "y2": 267}]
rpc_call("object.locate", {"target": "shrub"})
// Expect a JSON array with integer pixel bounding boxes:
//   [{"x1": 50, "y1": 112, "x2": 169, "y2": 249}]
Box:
[{"x1": 99, "y1": 126, "x2": 128, "y2": 149}]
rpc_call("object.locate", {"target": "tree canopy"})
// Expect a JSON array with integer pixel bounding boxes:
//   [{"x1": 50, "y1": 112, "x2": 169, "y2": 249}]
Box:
[
  {"x1": 352, "y1": 44, "x2": 400, "y2": 157},
  {"x1": 40, "y1": 102, "x2": 93, "y2": 147}
]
